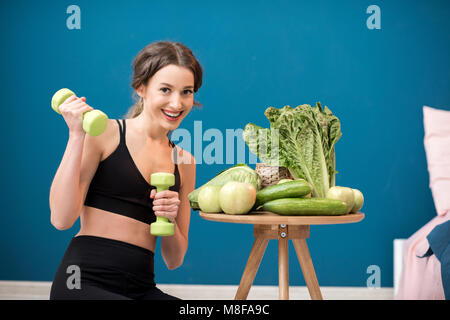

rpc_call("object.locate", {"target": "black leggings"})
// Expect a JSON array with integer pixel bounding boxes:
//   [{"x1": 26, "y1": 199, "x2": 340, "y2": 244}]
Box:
[{"x1": 50, "y1": 235, "x2": 180, "y2": 300}]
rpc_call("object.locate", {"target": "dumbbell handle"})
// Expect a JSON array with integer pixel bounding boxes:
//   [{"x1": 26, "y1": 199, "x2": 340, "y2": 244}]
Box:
[
  {"x1": 150, "y1": 173, "x2": 176, "y2": 236},
  {"x1": 51, "y1": 88, "x2": 108, "y2": 136},
  {"x1": 155, "y1": 185, "x2": 171, "y2": 225}
]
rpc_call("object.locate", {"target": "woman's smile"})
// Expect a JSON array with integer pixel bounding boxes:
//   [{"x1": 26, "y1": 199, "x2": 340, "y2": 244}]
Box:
[{"x1": 161, "y1": 109, "x2": 184, "y2": 121}]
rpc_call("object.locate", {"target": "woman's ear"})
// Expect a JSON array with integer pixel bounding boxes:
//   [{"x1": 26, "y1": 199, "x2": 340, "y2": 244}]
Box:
[{"x1": 136, "y1": 84, "x2": 147, "y2": 99}]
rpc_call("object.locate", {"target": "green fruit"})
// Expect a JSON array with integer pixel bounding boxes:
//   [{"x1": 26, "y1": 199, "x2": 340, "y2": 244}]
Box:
[
  {"x1": 188, "y1": 164, "x2": 261, "y2": 210},
  {"x1": 351, "y1": 188, "x2": 364, "y2": 213},
  {"x1": 277, "y1": 179, "x2": 294, "y2": 184},
  {"x1": 262, "y1": 198, "x2": 347, "y2": 216},
  {"x1": 256, "y1": 179, "x2": 311, "y2": 207},
  {"x1": 326, "y1": 186, "x2": 355, "y2": 214},
  {"x1": 219, "y1": 181, "x2": 256, "y2": 214},
  {"x1": 198, "y1": 186, "x2": 222, "y2": 213}
]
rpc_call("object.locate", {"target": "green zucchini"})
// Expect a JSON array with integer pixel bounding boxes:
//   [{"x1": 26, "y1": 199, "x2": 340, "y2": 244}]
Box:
[
  {"x1": 262, "y1": 198, "x2": 347, "y2": 216},
  {"x1": 277, "y1": 179, "x2": 294, "y2": 184},
  {"x1": 255, "y1": 179, "x2": 311, "y2": 207}
]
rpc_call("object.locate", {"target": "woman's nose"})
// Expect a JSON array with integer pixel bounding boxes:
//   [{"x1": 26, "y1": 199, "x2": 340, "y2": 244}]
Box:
[{"x1": 170, "y1": 93, "x2": 182, "y2": 109}]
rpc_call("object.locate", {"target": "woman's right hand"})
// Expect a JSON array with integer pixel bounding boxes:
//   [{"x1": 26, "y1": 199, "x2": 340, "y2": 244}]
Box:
[{"x1": 58, "y1": 95, "x2": 94, "y2": 136}]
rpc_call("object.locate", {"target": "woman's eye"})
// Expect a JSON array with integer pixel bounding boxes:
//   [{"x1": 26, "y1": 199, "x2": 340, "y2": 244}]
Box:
[
  {"x1": 183, "y1": 89, "x2": 193, "y2": 95},
  {"x1": 160, "y1": 87, "x2": 170, "y2": 93}
]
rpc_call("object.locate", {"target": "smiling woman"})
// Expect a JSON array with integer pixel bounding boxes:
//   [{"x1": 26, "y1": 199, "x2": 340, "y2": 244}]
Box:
[
  {"x1": 49, "y1": 41, "x2": 202, "y2": 300},
  {"x1": 125, "y1": 41, "x2": 203, "y2": 119},
  {"x1": 133, "y1": 64, "x2": 196, "y2": 130}
]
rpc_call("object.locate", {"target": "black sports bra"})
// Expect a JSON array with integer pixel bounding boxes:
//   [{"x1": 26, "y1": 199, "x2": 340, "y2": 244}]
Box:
[{"x1": 84, "y1": 119, "x2": 181, "y2": 224}]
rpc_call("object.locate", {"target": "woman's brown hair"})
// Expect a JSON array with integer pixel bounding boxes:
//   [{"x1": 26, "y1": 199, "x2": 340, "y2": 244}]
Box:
[{"x1": 125, "y1": 41, "x2": 203, "y2": 119}]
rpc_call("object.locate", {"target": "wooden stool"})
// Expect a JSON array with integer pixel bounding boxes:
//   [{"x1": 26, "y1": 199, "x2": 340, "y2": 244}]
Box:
[{"x1": 199, "y1": 211, "x2": 365, "y2": 300}]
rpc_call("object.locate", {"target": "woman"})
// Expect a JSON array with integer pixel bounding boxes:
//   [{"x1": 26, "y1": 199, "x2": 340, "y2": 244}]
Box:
[{"x1": 49, "y1": 41, "x2": 202, "y2": 300}]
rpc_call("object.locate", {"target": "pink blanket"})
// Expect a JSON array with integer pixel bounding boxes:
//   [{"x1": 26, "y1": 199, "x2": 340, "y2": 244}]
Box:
[
  {"x1": 395, "y1": 213, "x2": 449, "y2": 300},
  {"x1": 396, "y1": 106, "x2": 450, "y2": 299}
]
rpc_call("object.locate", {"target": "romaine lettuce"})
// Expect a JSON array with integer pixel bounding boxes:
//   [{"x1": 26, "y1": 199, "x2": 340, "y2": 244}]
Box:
[{"x1": 243, "y1": 102, "x2": 341, "y2": 198}]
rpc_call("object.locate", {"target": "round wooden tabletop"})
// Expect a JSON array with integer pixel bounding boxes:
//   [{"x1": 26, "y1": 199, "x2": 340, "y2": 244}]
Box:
[{"x1": 199, "y1": 211, "x2": 365, "y2": 225}]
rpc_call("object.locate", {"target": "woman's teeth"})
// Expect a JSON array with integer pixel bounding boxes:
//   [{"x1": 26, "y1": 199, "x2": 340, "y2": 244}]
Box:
[{"x1": 162, "y1": 109, "x2": 183, "y2": 119}]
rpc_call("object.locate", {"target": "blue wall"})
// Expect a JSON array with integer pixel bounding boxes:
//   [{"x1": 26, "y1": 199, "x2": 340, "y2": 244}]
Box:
[{"x1": 1, "y1": 0, "x2": 449, "y2": 288}]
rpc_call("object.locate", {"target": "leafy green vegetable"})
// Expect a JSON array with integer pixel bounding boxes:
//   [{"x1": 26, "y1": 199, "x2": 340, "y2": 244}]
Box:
[
  {"x1": 242, "y1": 102, "x2": 341, "y2": 198},
  {"x1": 188, "y1": 164, "x2": 261, "y2": 210}
]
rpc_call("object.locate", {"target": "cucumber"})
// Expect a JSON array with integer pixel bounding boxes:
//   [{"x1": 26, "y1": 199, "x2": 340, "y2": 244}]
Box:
[
  {"x1": 262, "y1": 198, "x2": 348, "y2": 216},
  {"x1": 255, "y1": 179, "x2": 311, "y2": 208},
  {"x1": 277, "y1": 179, "x2": 294, "y2": 184}
]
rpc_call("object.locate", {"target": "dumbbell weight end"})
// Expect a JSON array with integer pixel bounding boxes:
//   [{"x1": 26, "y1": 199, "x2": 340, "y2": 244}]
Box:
[
  {"x1": 51, "y1": 88, "x2": 75, "y2": 114},
  {"x1": 51, "y1": 88, "x2": 108, "y2": 136},
  {"x1": 82, "y1": 109, "x2": 108, "y2": 136},
  {"x1": 150, "y1": 216, "x2": 175, "y2": 236}
]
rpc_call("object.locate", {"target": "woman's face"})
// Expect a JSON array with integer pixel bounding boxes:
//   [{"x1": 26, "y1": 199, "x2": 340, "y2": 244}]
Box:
[{"x1": 138, "y1": 64, "x2": 195, "y2": 131}]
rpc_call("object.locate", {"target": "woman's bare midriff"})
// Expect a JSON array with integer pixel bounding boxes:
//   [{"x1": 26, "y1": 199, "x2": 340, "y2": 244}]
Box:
[{"x1": 75, "y1": 206, "x2": 157, "y2": 253}]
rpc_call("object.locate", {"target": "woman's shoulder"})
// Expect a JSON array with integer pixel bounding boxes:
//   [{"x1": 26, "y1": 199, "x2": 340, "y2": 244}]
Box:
[
  {"x1": 86, "y1": 119, "x2": 121, "y2": 161},
  {"x1": 173, "y1": 145, "x2": 196, "y2": 167},
  {"x1": 173, "y1": 145, "x2": 196, "y2": 191},
  {"x1": 96, "y1": 119, "x2": 120, "y2": 143}
]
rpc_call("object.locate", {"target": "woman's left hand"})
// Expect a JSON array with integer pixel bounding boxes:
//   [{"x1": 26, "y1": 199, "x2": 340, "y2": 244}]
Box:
[{"x1": 150, "y1": 189, "x2": 181, "y2": 223}]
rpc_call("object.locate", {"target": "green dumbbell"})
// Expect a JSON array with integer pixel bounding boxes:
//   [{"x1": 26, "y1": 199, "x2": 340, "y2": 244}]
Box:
[
  {"x1": 150, "y1": 172, "x2": 175, "y2": 236},
  {"x1": 51, "y1": 88, "x2": 109, "y2": 136}
]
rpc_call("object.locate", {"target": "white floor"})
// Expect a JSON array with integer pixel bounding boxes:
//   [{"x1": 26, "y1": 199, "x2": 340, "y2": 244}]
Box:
[{"x1": 0, "y1": 281, "x2": 394, "y2": 300}]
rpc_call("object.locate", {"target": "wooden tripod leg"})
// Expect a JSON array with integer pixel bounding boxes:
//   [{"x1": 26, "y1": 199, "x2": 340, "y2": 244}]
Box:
[
  {"x1": 278, "y1": 237, "x2": 289, "y2": 300},
  {"x1": 292, "y1": 239, "x2": 323, "y2": 300},
  {"x1": 235, "y1": 237, "x2": 268, "y2": 300}
]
